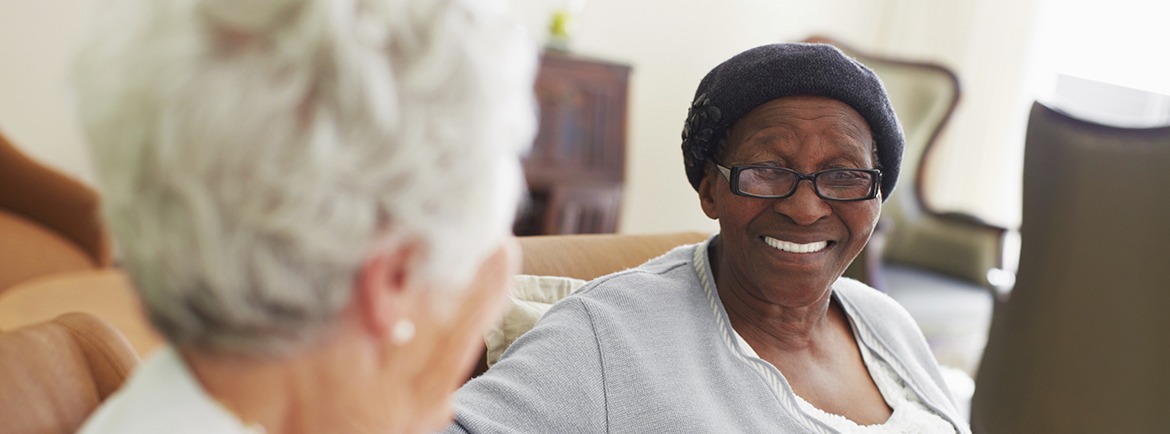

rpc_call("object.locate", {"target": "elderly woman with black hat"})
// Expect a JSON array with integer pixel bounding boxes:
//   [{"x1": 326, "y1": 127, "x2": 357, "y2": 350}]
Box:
[{"x1": 449, "y1": 43, "x2": 970, "y2": 433}]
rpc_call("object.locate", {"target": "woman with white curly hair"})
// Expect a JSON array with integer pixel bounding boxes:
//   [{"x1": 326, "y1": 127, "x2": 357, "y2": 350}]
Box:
[{"x1": 73, "y1": 0, "x2": 537, "y2": 432}]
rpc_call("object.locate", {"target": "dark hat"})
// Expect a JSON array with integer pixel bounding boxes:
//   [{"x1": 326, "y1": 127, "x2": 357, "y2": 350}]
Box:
[{"x1": 681, "y1": 42, "x2": 904, "y2": 200}]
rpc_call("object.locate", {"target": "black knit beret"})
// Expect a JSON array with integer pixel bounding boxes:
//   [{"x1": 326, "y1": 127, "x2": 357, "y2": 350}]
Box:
[{"x1": 681, "y1": 42, "x2": 904, "y2": 201}]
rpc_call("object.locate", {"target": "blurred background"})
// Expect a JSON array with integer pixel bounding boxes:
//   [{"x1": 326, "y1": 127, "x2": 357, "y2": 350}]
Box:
[{"x1": 2, "y1": 0, "x2": 1168, "y2": 236}]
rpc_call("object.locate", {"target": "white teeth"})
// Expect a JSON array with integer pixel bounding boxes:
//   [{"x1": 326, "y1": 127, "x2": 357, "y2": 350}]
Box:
[{"x1": 764, "y1": 236, "x2": 828, "y2": 253}]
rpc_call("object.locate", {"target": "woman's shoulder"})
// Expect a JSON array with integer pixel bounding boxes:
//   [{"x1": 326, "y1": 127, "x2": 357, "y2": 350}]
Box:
[
  {"x1": 573, "y1": 242, "x2": 702, "y2": 298},
  {"x1": 541, "y1": 242, "x2": 709, "y2": 327}
]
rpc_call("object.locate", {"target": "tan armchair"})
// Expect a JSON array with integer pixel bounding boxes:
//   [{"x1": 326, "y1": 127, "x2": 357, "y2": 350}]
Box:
[
  {"x1": 0, "y1": 312, "x2": 139, "y2": 434},
  {"x1": 0, "y1": 231, "x2": 713, "y2": 377},
  {"x1": 0, "y1": 130, "x2": 113, "y2": 292},
  {"x1": 470, "y1": 231, "x2": 710, "y2": 378},
  {"x1": 517, "y1": 232, "x2": 710, "y2": 280},
  {"x1": 0, "y1": 269, "x2": 164, "y2": 356}
]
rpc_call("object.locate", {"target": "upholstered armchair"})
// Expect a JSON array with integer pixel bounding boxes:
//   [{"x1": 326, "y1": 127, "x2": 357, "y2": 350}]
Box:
[
  {"x1": 802, "y1": 36, "x2": 1006, "y2": 379},
  {"x1": 0, "y1": 268, "x2": 163, "y2": 356},
  {"x1": 0, "y1": 131, "x2": 158, "y2": 353},
  {"x1": 0, "y1": 130, "x2": 112, "y2": 292},
  {"x1": 803, "y1": 35, "x2": 1009, "y2": 293},
  {"x1": 0, "y1": 231, "x2": 714, "y2": 379},
  {"x1": 0, "y1": 312, "x2": 139, "y2": 434},
  {"x1": 471, "y1": 232, "x2": 710, "y2": 378}
]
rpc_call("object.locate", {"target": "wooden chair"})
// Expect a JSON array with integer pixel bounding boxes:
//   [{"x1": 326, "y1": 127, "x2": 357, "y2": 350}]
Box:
[{"x1": 0, "y1": 312, "x2": 139, "y2": 433}]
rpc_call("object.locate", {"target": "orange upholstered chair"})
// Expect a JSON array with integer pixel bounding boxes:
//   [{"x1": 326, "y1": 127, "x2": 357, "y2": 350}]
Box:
[
  {"x1": 0, "y1": 312, "x2": 139, "y2": 433},
  {"x1": 0, "y1": 130, "x2": 113, "y2": 292},
  {"x1": 0, "y1": 268, "x2": 165, "y2": 356}
]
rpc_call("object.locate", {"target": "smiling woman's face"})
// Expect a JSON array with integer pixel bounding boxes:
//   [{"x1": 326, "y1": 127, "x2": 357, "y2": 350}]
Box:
[{"x1": 698, "y1": 95, "x2": 880, "y2": 306}]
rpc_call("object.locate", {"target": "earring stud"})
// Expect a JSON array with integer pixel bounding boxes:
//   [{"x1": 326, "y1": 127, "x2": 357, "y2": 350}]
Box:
[{"x1": 391, "y1": 319, "x2": 415, "y2": 345}]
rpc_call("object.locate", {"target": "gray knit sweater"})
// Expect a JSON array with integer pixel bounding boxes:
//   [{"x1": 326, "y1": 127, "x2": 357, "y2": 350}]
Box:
[{"x1": 448, "y1": 238, "x2": 970, "y2": 434}]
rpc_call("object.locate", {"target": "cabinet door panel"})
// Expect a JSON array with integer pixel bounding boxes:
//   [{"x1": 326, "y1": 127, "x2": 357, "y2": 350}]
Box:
[
  {"x1": 516, "y1": 52, "x2": 629, "y2": 235},
  {"x1": 527, "y1": 52, "x2": 628, "y2": 183}
]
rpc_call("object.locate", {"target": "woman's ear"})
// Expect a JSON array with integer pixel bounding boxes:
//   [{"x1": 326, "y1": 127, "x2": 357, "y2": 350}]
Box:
[
  {"x1": 698, "y1": 165, "x2": 719, "y2": 220},
  {"x1": 353, "y1": 242, "x2": 420, "y2": 339}
]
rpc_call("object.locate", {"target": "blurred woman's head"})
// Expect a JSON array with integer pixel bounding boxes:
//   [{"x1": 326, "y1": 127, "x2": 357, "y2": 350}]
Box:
[{"x1": 73, "y1": 0, "x2": 537, "y2": 355}]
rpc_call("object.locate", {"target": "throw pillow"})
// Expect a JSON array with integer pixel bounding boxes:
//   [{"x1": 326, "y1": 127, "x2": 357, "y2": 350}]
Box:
[{"x1": 484, "y1": 274, "x2": 586, "y2": 367}]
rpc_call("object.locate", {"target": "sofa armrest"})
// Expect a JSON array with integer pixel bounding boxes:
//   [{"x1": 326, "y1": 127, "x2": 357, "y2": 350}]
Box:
[
  {"x1": 519, "y1": 231, "x2": 711, "y2": 279},
  {"x1": 0, "y1": 211, "x2": 98, "y2": 292},
  {"x1": 0, "y1": 132, "x2": 111, "y2": 267},
  {"x1": 884, "y1": 211, "x2": 1009, "y2": 287}
]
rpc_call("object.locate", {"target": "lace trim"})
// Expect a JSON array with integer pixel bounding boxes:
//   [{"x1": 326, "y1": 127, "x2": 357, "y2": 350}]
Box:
[{"x1": 791, "y1": 356, "x2": 955, "y2": 434}]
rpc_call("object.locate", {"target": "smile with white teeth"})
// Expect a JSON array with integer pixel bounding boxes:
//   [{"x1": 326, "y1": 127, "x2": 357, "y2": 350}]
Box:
[{"x1": 764, "y1": 236, "x2": 828, "y2": 254}]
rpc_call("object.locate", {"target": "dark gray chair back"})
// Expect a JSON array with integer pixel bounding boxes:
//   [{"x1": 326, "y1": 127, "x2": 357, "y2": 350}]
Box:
[{"x1": 971, "y1": 101, "x2": 1170, "y2": 433}]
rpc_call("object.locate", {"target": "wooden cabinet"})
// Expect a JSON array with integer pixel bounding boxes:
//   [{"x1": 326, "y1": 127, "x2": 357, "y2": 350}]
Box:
[{"x1": 514, "y1": 51, "x2": 630, "y2": 235}]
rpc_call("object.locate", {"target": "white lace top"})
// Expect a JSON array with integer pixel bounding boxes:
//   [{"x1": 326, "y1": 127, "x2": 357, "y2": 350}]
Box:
[{"x1": 734, "y1": 331, "x2": 956, "y2": 434}]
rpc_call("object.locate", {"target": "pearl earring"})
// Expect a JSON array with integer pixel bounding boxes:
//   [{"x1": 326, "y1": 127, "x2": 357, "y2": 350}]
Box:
[{"x1": 391, "y1": 319, "x2": 415, "y2": 345}]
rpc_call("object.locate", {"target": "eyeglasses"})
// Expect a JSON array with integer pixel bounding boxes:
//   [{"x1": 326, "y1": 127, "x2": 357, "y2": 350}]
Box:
[{"x1": 714, "y1": 163, "x2": 881, "y2": 201}]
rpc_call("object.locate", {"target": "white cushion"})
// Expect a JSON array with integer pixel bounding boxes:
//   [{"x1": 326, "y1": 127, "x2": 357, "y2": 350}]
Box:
[{"x1": 484, "y1": 275, "x2": 586, "y2": 367}]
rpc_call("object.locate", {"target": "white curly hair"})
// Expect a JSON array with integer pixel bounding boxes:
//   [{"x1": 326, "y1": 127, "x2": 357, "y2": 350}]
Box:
[{"x1": 72, "y1": 0, "x2": 537, "y2": 354}]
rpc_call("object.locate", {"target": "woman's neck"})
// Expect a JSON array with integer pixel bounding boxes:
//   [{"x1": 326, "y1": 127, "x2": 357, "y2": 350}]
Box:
[
  {"x1": 182, "y1": 349, "x2": 324, "y2": 434},
  {"x1": 707, "y1": 238, "x2": 837, "y2": 353},
  {"x1": 178, "y1": 325, "x2": 403, "y2": 434},
  {"x1": 717, "y1": 280, "x2": 836, "y2": 351}
]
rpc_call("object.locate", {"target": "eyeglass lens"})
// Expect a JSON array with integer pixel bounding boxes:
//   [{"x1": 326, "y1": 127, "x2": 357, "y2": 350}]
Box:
[{"x1": 738, "y1": 167, "x2": 874, "y2": 199}]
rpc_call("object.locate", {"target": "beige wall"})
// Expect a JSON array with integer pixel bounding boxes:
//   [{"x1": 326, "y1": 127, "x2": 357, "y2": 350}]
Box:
[
  {"x1": 3, "y1": 1, "x2": 1028, "y2": 235},
  {"x1": 531, "y1": 0, "x2": 1036, "y2": 232},
  {"x1": 555, "y1": 0, "x2": 886, "y2": 234},
  {"x1": 0, "y1": 0, "x2": 94, "y2": 184}
]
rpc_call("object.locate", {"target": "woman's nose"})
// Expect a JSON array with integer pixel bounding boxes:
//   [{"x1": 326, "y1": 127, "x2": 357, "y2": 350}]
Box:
[{"x1": 772, "y1": 180, "x2": 831, "y2": 225}]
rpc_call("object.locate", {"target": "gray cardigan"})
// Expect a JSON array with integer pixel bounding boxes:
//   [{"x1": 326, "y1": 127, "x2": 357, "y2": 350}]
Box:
[{"x1": 449, "y1": 238, "x2": 970, "y2": 434}]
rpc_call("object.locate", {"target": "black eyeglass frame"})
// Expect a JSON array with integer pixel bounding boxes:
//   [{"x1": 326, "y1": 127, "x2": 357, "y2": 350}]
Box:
[{"x1": 714, "y1": 163, "x2": 882, "y2": 202}]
